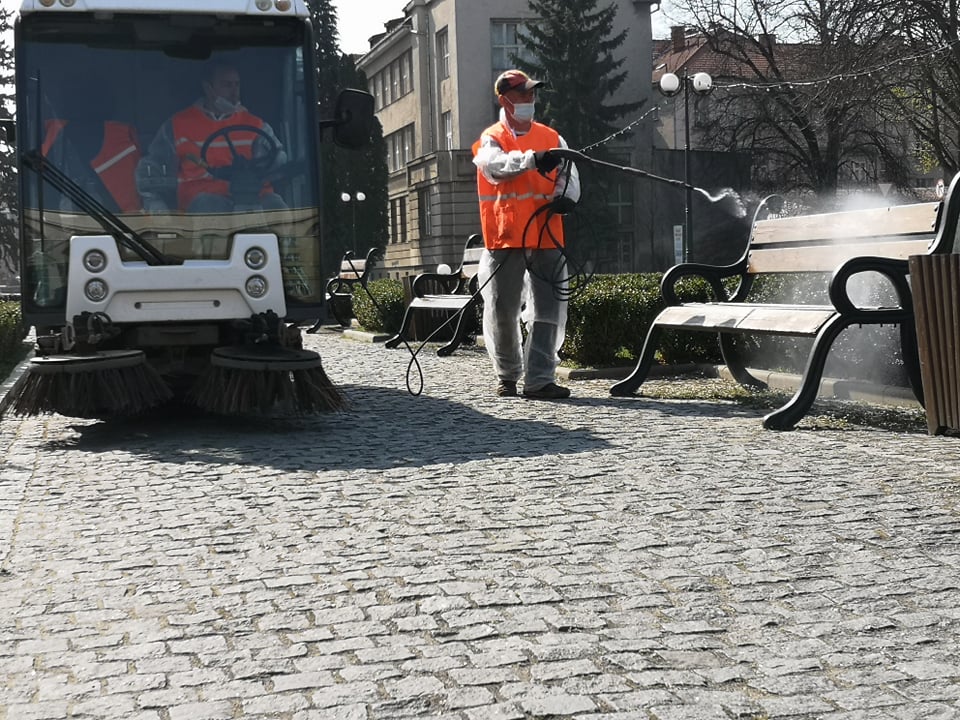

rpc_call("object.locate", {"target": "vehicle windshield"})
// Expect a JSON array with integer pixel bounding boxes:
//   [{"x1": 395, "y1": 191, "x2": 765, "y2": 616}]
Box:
[{"x1": 19, "y1": 13, "x2": 323, "y2": 311}]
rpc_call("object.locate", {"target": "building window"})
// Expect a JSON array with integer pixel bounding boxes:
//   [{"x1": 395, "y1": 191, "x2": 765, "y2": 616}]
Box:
[
  {"x1": 400, "y1": 52, "x2": 412, "y2": 94},
  {"x1": 442, "y1": 111, "x2": 453, "y2": 150},
  {"x1": 436, "y1": 28, "x2": 449, "y2": 79},
  {"x1": 609, "y1": 155, "x2": 635, "y2": 225},
  {"x1": 371, "y1": 50, "x2": 414, "y2": 110},
  {"x1": 391, "y1": 197, "x2": 408, "y2": 244},
  {"x1": 385, "y1": 124, "x2": 416, "y2": 173},
  {"x1": 418, "y1": 188, "x2": 433, "y2": 237},
  {"x1": 491, "y1": 21, "x2": 534, "y2": 73}
]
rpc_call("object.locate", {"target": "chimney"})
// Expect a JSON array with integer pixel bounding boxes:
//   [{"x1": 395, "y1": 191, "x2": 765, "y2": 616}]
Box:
[
  {"x1": 671, "y1": 26, "x2": 686, "y2": 53},
  {"x1": 758, "y1": 33, "x2": 776, "y2": 51}
]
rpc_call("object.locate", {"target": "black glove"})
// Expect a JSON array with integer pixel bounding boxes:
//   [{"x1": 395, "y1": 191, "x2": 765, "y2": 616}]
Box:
[
  {"x1": 548, "y1": 196, "x2": 577, "y2": 215},
  {"x1": 534, "y1": 149, "x2": 562, "y2": 175}
]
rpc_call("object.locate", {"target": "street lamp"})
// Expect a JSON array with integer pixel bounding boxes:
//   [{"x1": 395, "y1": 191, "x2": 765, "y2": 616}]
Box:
[
  {"x1": 658, "y1": 70, "x2": 712, "y2": 261},
  {"x1": 340, "y1": 191, "x2": 366, "y2": 249}
]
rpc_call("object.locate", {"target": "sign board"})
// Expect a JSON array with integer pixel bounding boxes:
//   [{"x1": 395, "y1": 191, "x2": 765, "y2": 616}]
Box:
[{"x1": 673, "y1": 225, "x2": 684, "y2": 264}]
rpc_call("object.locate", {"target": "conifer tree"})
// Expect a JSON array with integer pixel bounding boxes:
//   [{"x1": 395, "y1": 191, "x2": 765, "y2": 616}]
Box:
[
  {"x1": 516, "y1": 0, "x2": 640, "y2": 151},
  {"x1": 0, "y1": 6, "x2": 18, "y2": 281},
  {"x1": 306, "y1": 0, "x2": 387, "y2": 275},
  {"x1": 515, "y1": 0, "x2": 641, "y2": 266}
]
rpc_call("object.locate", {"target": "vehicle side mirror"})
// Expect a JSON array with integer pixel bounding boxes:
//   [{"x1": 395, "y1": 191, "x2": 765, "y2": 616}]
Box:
[{"x1": 320, "y1": 89, "x2": 374, "y2": 150}]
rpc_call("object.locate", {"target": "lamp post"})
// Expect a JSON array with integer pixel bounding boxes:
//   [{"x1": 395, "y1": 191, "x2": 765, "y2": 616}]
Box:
[
  {"x1": 658, "y1": 70, "x2": 712, "y2": 261},
  {"x1": 340, "y1": 191, "x2": 366, "y2": 249}
]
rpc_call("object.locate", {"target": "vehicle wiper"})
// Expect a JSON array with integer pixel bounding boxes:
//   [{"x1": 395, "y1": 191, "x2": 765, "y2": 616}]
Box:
[{"x1": 22, "y1": 149, "x2": 180, "y2": 266}]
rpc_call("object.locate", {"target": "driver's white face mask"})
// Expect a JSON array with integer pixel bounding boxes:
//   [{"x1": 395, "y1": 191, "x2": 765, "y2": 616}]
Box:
[{"x1": 213, "y1": 95, "x2": 241, "y2": 115}]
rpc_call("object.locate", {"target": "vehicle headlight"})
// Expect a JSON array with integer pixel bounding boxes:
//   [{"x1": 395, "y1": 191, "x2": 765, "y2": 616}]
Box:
[
  {"x1": 255, "y1": 0, "x2": 271, "y2": 10},
  {"x1": 245, "y1": 276, "x2": 268, "y2": 299},
  {"x1": 84, "y1": 279, "x2": 108, "y2": 302},
  {"x1": 83, "y1": 249, "x2": 108, "y2": 273},
  {"x1": 244, "y1": 246, "x2": 267, "y2": 270},
  {"x1": 275, "y1": 0, "x2": 293, "y2": 10}
]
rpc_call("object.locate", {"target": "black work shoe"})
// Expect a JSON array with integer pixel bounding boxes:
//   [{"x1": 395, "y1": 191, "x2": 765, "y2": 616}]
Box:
[
  {"x1": 497, "y1": 380, "x2": 518, "y2": 397},
  {"x1": 522, "y1": 382, "x2": 571, "y2": 400}
]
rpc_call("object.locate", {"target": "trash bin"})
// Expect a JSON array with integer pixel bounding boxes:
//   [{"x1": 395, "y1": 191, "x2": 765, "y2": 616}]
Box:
[{"x1": 909, "y1": 253, "x2": 960, "y2": 435}]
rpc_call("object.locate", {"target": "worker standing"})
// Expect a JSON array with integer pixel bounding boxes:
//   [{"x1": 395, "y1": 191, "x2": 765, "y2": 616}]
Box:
[{"x1": 472, "y1": 69, "x2": 581, "y2": 399}]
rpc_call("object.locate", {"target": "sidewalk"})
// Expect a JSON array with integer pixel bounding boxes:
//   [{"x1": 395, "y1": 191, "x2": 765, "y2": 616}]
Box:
[{"x1": 1, "y1": 329, "x2": 959, "y2": 719}]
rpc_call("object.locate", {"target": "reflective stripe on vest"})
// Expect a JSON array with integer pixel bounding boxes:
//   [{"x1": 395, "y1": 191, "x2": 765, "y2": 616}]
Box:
[
  {"x1": 473, "y1": 121, "x2": 564, "y2": 250},
  {"x1": 170, "y1": 105, "x2": 269, "y2": 211}
]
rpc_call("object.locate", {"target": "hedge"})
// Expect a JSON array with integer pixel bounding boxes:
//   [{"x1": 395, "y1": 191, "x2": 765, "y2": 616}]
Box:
[
  {"x1": 351, "y1": 278, "x2": 406, "y2": 334},
  {"x1": 0, "y1": 301, "x2": 25, "y2": 378}
]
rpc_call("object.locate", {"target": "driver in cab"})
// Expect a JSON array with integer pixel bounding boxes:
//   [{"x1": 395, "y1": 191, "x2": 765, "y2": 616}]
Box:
[{"x1": 136, "y1": 63, "x2": 287, "y2": 213}]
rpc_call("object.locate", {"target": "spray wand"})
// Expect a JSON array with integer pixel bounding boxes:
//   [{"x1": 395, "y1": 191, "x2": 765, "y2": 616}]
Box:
[{"x1": 548, "y1": 147, "x2": 745, "y2": 209}]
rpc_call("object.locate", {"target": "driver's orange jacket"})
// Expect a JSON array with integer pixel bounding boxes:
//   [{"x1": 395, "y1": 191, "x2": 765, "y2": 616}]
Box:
[{"x1": 171, "y1": 106, "x2": 273, "y2": 211}]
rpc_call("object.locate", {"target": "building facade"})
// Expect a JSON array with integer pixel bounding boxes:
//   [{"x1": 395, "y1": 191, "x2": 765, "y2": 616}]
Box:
[{"x1": 357, "y1": 0, "x2": 659, "y2": 279}]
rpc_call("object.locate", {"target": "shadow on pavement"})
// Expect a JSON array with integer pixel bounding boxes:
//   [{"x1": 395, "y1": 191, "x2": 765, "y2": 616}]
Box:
[{"x1": 40, "y1": 383, "x2": 616, "y2": 471}]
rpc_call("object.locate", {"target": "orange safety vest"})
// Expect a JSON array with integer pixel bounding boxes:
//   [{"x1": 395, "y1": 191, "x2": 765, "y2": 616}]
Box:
[
  {"x1": 42, "y1": 119, "x2": 144, "y2": 213},
  {"x1": 171, "y1": 105, "x2": 273, "y2": 211},
  {"x1": 472, "y1": 120, "x2": 564, "y2": 250}
]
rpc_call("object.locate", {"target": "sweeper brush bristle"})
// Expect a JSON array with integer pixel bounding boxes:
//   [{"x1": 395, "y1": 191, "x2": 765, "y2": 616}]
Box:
[
  {"x1": 0, "y1": 350, "x2": 173, "y2": 419},
  {"x1": 189, "y1": 346, "x2": 346, "y2": 416}
]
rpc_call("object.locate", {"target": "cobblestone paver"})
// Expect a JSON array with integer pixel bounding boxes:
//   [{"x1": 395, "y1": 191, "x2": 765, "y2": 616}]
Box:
[{"x1": 2, "y1": 329, "x2": 960, "y2": 719}]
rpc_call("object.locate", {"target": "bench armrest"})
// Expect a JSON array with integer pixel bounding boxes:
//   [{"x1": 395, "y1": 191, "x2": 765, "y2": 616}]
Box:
[
  {"x1": 829, "y1": 256, "x2": 912, "y2": 316},
  {"x1": 661, "y1": 260, "x2": 747, "y2": 305}
]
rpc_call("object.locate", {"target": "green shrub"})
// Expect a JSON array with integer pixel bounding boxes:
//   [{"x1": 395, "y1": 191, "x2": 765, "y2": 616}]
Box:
[
  {"x1": 351, "y1": 278, "x2": 405, "y2": 334},
  {"x1": 561, "y1": 273, "x2": 721, "y2": 367},
  {"x1": 0, "y1": 301, "x2": 26, "y2": 377}
]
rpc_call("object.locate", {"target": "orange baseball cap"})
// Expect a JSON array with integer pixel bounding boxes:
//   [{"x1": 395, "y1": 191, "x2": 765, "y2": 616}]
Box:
[{"x1": 495, "y1": 69, "x2": 544, "y2": 96}]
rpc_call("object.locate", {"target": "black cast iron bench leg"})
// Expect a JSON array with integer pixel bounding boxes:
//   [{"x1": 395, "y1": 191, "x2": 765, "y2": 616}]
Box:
[
  {"x1": 762, "y1": 315, "x2": 849, "y2": 430},
  {"x1": 610, "y1": 324, "x2": 662, "y2": 396}
]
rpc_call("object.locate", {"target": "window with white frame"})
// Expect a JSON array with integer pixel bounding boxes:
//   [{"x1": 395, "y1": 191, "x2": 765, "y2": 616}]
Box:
[
  {"x1": 491, "y1": 20, "x2": 534, "y2": 73},
  {"x1": 372, "y1": 50, "x2": 414, "y2": 110},
  {"x1": 436, "y1": 27, "x2": 449, "y2": 79},
  {"x1": 418, "y1": 188, "x2": 433, "y2": 237},
  {"x1": 385, "y1": 124, "x2": 416, "y2": 173},
  {"x1": 442, "y1": 111, "x2": 453, "y2": 150}
]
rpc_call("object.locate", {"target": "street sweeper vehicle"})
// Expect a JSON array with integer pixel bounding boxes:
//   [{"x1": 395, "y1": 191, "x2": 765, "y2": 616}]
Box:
[{"x1": 1, "y1": 0, "x2": 374, "y2": 418}]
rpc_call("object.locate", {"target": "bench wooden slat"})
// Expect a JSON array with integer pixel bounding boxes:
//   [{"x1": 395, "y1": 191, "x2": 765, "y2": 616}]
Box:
[
  {"x1": 656, "y1": 303, "x2": 835, "y2": 336},
  {"x1": 748, "y1": 239, "x2": 934, "y2": 273},
  {"x1": 751, "y1": 202, "x2": 939, "y2": 246},
  {"x1": 409, "y1": 295, "x2": 475, "y2": 311}
]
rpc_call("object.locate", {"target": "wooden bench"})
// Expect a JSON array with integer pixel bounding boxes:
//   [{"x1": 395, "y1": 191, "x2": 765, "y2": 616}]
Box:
[
  {"x1": 316, "y1": 247, "x2": 381, "y2": 330},
  {"x1": 611, "y1": 174, "x2": 960, "y2": 430},
  {"x1": 385, "y1": 234, "x2": 484, "y2": 356}
]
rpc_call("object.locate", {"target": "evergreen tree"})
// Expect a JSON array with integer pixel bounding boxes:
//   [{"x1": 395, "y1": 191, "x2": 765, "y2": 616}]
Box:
[
  {"x1": 0, "y1": 6, "x2": 18, "y2": 282},
  {"x1": 515, "y1": 0, "x2": 641, "y2": 268},
  {"x1": 516, "y1": 0, "x2": 640, "y2": 151},
  {"x1": 306, "y1": 0, "x2": 387, "y2": 276}
]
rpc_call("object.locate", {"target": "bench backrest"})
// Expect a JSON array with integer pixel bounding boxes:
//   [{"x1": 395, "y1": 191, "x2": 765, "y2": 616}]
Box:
[
  {"x1": 747, "y1": 201, "x2": 942, "y2": 274},
  {"x1": 461, "y1": 247, "x2": 483, "y2": 279},
  {"x1": 338, "y1": 260, "x2": 366, "y2": 280},
  {"x1": 456, "y1": 234, "x2": 485, "y2": 280}
]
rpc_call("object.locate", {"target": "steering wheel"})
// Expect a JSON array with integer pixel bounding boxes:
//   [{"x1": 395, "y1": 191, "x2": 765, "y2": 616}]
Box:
[
  {"x1": 198, "y1": 124, "x2": 281, "y2": 206},
  {"x1": 199, "y1": 124, "x2": 280, "y2": 174}
]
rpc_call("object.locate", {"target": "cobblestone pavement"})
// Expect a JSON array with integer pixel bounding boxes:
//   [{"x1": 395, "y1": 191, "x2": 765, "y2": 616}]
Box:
[{"x1": 2, "y1": 329, "x2": 960, "y2": 720}]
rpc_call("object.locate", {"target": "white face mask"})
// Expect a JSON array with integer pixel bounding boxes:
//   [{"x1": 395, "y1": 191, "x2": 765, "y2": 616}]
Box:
[
  {"x1": 213, "y1": 95, "x2": 240, "y2": 115},
  {"x1": 510, "y1": 101, "x2": 536, "y2": 123}
]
